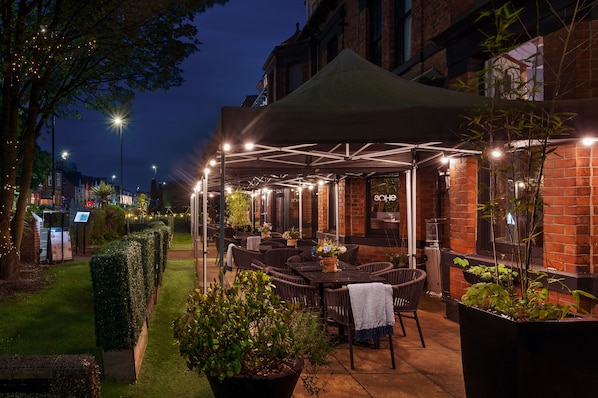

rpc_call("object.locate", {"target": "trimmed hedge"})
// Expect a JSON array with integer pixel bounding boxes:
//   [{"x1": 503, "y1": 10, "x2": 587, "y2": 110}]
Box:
[
  {"x1": 89, "y1": 240, "x2": 145, "y2": 350},
  {"x1": 124, "y1": 231, "x2": 156, "y2": 306},
  {"x1": 89, "y1": 223, "x2": 170, "y2": 351}
]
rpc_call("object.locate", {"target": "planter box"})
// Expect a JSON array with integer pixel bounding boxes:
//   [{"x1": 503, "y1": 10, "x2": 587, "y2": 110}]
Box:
[
  {"x1": 459, "y1": 303, "x2": 598, "y2": 398},
  {"x1": 102, "y1": 320, "x2": 149, "y2": 381}
]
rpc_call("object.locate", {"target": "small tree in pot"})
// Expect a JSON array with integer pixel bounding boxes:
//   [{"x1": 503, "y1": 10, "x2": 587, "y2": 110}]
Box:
[
  {"x1": 173, "y1": 271, "x2": 332, "y2": 398},
  {"x1": 454, "y1": 2, "x2": 598, "y2": 397}
]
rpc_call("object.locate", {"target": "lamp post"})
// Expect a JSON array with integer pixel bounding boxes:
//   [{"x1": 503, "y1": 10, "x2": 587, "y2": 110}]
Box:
[
  {"x1": 152, "y1": 165, "x2": 157, "y2": 179},
  {"x1": 112, "y1": 117, "x2": 124, "y2": 205}
]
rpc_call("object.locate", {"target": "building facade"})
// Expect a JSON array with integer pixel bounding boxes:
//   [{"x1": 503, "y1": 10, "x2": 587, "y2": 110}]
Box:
[{"x1": 249, "y1": 0, "x2": 598, "y2": 313}]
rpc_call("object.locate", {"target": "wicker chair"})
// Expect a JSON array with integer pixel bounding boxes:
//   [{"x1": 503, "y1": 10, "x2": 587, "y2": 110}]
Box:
[
  {"x1": 263, "y1": 265, "x2": 294, "y2": 275},
  {"x1": 376, "y1": 268, "x2": 427, "y2": 347},
  {"x1": 248, "y1": 260, "x2": 267, "y2": 271},
  {"x1": 213, "y1": 235, "x2": 239, "y2": 266},
  {"x1": 266, "y1": 268, "x2": 309, "y2": 285},
  {"x1": 324, "y1": 285, "x2": 395, "y2": 370},
  {"x1": 263, "y1": 247, "x2": 301, "y2": 268},
  {"x1": 286, "y1": 248, "x2": 318, "y2": 264},
  {"x1": 231, "y1": 246, "x2": 266, "y2": 274},
  {"x1": 338, "y1": 244, "x2": 359, "y2": 265},
  {"x1": 271, "y1": 276, "x2": 319, "y2": 309},
  {"x1": 357, "y1": 262, "x2": 394, "y2": 275}
]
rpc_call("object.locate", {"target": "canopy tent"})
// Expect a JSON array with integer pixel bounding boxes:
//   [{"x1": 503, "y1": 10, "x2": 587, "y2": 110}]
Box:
[
  {"x1": 203, "y1": 49, "x2": 491, "y2": 267},
  {"x1": 208, "y1": 49, "x2": 488, "y2": 183},
  {"x1": 202, "y1": 49, "x2": 598, "y2": 267}
]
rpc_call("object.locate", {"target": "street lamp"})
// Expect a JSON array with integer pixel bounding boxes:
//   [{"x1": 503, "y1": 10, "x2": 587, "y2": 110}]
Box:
[
  {"x1": 112, "y1": 116, "x2": 125, "y2": 205},
  {"x1": 152, "y1": 165, "x2": 157, "y2": 179}
]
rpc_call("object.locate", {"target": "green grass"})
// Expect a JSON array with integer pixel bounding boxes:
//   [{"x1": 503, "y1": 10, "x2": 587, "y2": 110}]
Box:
[
  {"x1": 170, "y1": 232, "x2": 193, "y2": 250},
  {"x1": 0, "y1": 261, "x2": 98, "y2": 357},
  {"x1": 0, "y1": 234, "x2": 214, "y2": 397}
]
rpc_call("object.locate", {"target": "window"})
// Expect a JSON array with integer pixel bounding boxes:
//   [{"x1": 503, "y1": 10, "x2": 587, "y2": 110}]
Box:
[
  {"x1": 394, "y1": 0, "x2": 412, "y2": 67},
  {"x1": 368, "y1": 177, "x2": 400, "y2": 232},
  {"x1": 479, "y1": 150, "x2": 544, "y2": 258},
  {"x1": 485, "y1": 37, "x2": 543, "y2": 100},
  {"x1": 288, "y1": 63, "x2": 303, "y2": 93},
  {"x1": 326, "y1": 36, "x2": 339, "y2": 63},
  {"x1": 370, "y1": 0, "x2": 382, "y2": 66}
]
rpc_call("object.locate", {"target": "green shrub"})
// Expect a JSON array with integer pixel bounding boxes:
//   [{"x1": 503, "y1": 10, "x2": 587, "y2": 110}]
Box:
[
  {"x1": 89, "y1": 239, "x2": 145, "y2": 350},
  {"x1": 124, "y1": 230, "x2": 156, "y2": 306}
]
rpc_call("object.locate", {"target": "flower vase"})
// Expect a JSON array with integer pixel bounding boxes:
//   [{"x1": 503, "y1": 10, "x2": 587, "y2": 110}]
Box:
[
  {"x1": 261, "y1": 231, "x2": 271, "y2": 238},
  {"x1": 286, "y1": 239, "x2": 297, "y2": 247},
  {"x1": 320, "y1": 257, "x2": 338, "y2": 273}
]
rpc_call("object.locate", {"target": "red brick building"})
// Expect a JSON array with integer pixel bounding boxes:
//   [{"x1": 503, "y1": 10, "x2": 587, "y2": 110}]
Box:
[{"x1": 214, "y1": 0, "x2": 598, "y2": 316}]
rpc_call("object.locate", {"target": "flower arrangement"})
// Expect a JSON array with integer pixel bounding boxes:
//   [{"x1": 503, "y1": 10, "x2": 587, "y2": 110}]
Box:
[
  {"x1": 386, "y1": 252, "x2": 408, "y2": 268},
  {"x1": 257, "y1": 222, "x2": 272, "y2": 233},
  {"x1": 282, "y1": 227, "x2": 301, "y2": 240},
  {"x1": 312, "y1": 239, "x2": 346, "y2": 258}
]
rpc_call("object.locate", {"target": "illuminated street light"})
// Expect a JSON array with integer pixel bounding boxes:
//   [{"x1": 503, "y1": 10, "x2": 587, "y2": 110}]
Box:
[
  {"x1": 152, "y1": 165, "x2": 157, "y2": 179},
  {"x1": 111, "y1": 116, "x2": 125, "y2": 205}
]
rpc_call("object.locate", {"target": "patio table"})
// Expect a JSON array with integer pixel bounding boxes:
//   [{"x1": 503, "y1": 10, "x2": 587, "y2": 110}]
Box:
[{"x1": 287, "y1": 261, "x2": 385, "y2": 315}]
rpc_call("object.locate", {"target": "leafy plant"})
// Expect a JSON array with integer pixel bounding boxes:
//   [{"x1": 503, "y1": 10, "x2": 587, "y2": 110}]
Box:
[
  {"x1": 282, "y1": 227, "x2": 301, "y2": 240},
  {"x1": 173, "y1": 271, "x2": 332, "y2": 393},
  {"x1": 386, "y1": 252, "x2": 407, "y2": 268},
  {"x1": 225, "y1": 189, "x2": 251, "y2": 230},
  {"x1": 455, "y1": 2, "x2": 597, "y2": 320},
  {"x1": 312, "y1": 240, "x2": 347, "y2": 258}
]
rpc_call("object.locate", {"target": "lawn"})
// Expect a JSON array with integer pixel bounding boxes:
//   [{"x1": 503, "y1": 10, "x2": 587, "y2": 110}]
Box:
[{"x1": 0, "y1": 233, "x2": 213, "y2": 397}]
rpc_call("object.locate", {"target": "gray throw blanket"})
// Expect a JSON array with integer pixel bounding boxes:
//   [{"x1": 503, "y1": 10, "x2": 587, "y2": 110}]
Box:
[{"x1": 348, "y1": 282, "x2": 395, "y2": 342}]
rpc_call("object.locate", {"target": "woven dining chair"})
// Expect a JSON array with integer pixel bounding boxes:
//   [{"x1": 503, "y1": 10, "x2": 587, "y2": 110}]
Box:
[
  {"x1": 271, "y1": 276, "x2": 319, "y2": 309},
  {"x1": 324, "y1": 285, "x2": 395, "y2": 370},
  {"x1": 338, "y1": 244, "x2": 359, "y2": 265},
  {"x1": 376, "y1": 268, "x2": 427, "y2": 347},
  {"x1": 356, "y1": 262, "x2": 394, "y2": 275},
  {"x1": 263, "y1": 247, "x2": 301, "y2": 268},
  {"x1": 266, "y1": 268, "x2": 309, "y2": 285},
  {"x1": 231, "y1": 245, "x2": 265, "y2": 274}
]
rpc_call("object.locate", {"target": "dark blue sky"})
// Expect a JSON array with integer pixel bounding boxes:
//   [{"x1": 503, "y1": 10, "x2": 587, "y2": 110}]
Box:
[{"x1": 38, "y1": 1, "x2": 306, "y2": 194}]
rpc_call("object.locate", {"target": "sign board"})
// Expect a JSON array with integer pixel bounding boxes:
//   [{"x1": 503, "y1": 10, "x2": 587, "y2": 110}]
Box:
[
  {"x1": 49, "y1": 229, "x2": 73, "y2": 261},
  {"x1": 73, "y1": 211, "x2": 91, "y2": 223}
]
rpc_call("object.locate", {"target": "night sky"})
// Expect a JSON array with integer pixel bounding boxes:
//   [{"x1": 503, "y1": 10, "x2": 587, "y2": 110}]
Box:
[{"x1": 38, "y1": 1, "x2": 307, "y2": 195}]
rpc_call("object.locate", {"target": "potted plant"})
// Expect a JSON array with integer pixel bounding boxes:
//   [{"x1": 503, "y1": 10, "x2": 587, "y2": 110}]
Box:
[
  {"x1": 257, "y1": 222, "x2": 272, "y2": 238},
  {"x1": 385, "y1": 252, "x2": 408, "y2": 268},
  {"x1": 173, "y1": 271, "x2": 332, "y2": 398},
  {"x1": 225, "y1": 189, "x2": 251, "y2": 232},
  {"x1": 312, "y1": 240, "x2": 346, "y2": 272},
  {"x1": 454, "y1": 3, "x2": 598, "y2": 397},
  {"x1": 282, "y1": 227, "x2": 301, "y2": 247}
]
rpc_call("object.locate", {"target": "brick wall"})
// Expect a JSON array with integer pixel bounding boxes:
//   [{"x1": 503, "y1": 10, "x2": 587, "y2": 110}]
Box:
[
  {"x1": 543, "y1": 143, "x2": 595, "y2": 273},
  {"x1": 318, "y1": 183, "x2": 329, "y2": 232},
  {"x1": 448, "y1": 157, "x2": 478, "y2": 255},
  {"x1": 344, "y1": 178, "x2": 367, "y2": 237},
  {"x1": 20, "y1": 219, "x2": 40, "y2": 264}
]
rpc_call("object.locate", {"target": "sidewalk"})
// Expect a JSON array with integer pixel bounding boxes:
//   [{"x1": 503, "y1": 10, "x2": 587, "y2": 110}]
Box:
[{"x1": 184, "y1": 243, "x2": 466, "y2": 398}]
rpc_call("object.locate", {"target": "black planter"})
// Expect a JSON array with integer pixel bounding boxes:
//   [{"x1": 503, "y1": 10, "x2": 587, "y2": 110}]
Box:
[
  {"x1": 207, "y1": 361, "x2": 303, "y2": 398},
  {"x1": 459, "y1": 303, "x2": 598, "y2": 398}
]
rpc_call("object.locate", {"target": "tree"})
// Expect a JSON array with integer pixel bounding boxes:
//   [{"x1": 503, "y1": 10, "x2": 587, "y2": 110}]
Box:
[
  {"x1": 0, "y1": 0, "x2": 229, "y2": 280},
  {"x1": 91, "y1": 181, "x2": 115, "y2": 208}
]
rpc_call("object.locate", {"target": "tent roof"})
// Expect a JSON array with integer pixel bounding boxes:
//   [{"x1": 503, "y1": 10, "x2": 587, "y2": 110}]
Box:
[
  {"x1": 213, "y1": 49, "x2": 486, "y2": 146},
  {"x1": 204, "y1": 49, "x2": 597, "y2": 189}
]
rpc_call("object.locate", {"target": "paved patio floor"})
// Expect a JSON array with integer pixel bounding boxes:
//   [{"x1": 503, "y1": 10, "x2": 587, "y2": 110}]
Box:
[{"x1": 191, "y1": 242, "x2": 466, "y2": 398}]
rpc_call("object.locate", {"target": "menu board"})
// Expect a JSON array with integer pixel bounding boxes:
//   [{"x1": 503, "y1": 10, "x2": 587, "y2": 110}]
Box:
[{"x1": 49, "y1": 230, "x2": 73, "y2": 261}]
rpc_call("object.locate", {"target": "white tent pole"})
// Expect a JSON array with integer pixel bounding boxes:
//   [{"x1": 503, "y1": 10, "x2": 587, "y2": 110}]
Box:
[
  {"x1": 298, "y1": 186, "x2": 303, "y2": 237},
  {"x1": 406, "y1": 170, "x2": 413, "y2": 268},
  {"x1": 411, "y1": 166, "x2": 417, "y2": 268},
  {"x1": 335, "y1": 178, "x2": 340, "y2": 242},
  {"x1": 191, "y1": 191, "x2": 196, "y2": 281},
  {"x1": 251, "y1": 190, "x2": 255, "y2": 232},
  {"x1": 202, "y1": 171, "x2": 209, "y2": 293}
]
